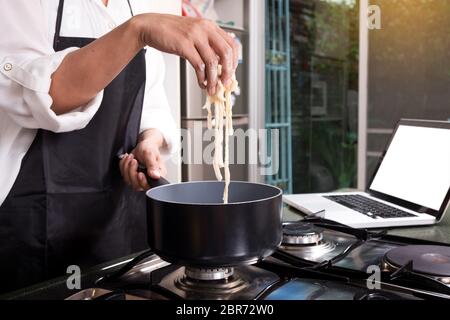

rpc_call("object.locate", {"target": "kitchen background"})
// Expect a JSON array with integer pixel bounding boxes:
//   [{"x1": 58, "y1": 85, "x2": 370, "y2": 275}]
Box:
[{"x1": 157, "y1": 0, "x2": 450, "y2": 194}]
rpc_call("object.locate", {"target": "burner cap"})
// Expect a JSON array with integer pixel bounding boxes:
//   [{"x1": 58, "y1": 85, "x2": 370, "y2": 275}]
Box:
[
  {"x1": 282, "y1": 222, "x2": 324, "y2": 245},
  {"x1": 175, "y1": 267, "x2": 250, "y2": 296},
  {"x1": 185, "y1": 267, "x2": 234, "y2": 281},
  {"x1": 385, "y1": 245, "x2": 450, "y2": 277}
]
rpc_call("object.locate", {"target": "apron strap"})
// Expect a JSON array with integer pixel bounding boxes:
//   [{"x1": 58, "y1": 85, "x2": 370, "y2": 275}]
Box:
[
  {"x1": 53, "y1": 0, "x2": 135, "y2": 50},
  {"x1": 53, "y1": 0, "x2": 65, "y2": 50},
  {"x1": 127, "y1": 0, "x2": 135, "y2": 17}
]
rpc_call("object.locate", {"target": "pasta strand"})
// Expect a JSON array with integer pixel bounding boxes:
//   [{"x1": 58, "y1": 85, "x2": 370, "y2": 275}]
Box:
[{"x1": 204, "y1": 70, "x2": 239, "y2": 204}]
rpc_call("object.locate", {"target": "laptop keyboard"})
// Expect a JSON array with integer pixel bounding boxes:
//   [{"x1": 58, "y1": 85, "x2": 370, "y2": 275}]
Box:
[{"x1": 323, "y1": 194, "x2": 417, "y2": 219}]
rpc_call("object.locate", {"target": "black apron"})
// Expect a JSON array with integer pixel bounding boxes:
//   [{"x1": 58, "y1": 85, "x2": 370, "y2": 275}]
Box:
[{"x1": 0, "y1": 0, "x2": 148, "y2": 293}]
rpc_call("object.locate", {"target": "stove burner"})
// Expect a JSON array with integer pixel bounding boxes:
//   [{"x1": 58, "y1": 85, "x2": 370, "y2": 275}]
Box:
[
  {"x1": 175, "y1": 267, "x2": 249, "y2": 295},
  {"x1": 281, "y1": 238, "x2": 337, "y2": 257},
  {"x1": 185, "y1": 267, "x2": 234, "y2": 281},
  {"x1": 385, "y1": 245, "x2": 450, "y2": 277},
  {"x1": 157, "y1": 265, "x2": 280, "y2": 300},
  {"x1": 282, "y1": 222, "x2": 324, "y2": 245}
]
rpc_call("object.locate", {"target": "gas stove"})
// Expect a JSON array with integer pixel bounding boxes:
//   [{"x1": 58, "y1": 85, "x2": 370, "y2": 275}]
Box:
[{"x1": 66, "y1": 218, "x2": 450, "y2": 300}]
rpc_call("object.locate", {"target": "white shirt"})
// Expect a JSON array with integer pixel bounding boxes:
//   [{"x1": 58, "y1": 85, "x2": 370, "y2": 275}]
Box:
[{"x1": 0, "y1": 0, "x2": 178, "y2": 205}]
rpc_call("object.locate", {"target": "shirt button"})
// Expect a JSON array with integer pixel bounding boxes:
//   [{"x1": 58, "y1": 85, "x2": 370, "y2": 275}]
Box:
[{"x1": 3, "y1": 63, "x2": 12, "y2": 72}]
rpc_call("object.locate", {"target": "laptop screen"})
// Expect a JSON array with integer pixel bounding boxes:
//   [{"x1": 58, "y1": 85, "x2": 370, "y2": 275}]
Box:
[{"x1": 369, "y1": 123, "x2": 450, "y2": 212}]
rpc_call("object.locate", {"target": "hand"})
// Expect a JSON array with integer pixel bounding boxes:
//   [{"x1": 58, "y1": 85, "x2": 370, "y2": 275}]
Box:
[
  {"x1": 133, "y1": 13, "x2": 239, "y2": 95},
  {"x1": 119, "y1": 129, "x2": 167, "y2": 191}
]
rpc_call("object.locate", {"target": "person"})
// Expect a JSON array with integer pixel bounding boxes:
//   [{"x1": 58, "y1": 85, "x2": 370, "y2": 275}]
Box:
[{"x1": 0, "y1": 0, "x2": 238, "y2": 294}]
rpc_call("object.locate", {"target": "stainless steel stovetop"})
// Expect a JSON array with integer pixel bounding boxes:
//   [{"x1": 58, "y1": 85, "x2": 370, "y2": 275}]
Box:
[{"x1": 66, "y1": 218, "x2": 450, "y2": 300}]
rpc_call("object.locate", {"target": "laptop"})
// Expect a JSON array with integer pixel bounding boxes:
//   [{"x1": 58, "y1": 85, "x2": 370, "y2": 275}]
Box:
[{"x1": 283, "y1": 119, "x2": 450, "y2": 229}]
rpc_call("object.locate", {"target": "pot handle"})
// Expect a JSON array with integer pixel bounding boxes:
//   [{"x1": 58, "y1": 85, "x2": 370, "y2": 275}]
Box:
[
  {"x1": 118, "y1": 154, "x2": 170, "y2": 188},
  {"x1": 137, "y1": 164, "x2": 170, "y2": 188}
]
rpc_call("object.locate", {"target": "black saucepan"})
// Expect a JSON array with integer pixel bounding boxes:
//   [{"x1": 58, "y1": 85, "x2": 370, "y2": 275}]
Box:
[{"x1": 144, "y1": 177, "x2": 283, "y2": 268}]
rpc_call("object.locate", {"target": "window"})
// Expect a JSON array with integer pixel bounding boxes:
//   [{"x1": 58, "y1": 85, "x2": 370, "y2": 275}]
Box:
[
  {"x1": 364, "y1": 0, "x2": 450, "y2": 185},
  {"x1": 288, "y1": 0, "x2": 360, "y2": 193}
]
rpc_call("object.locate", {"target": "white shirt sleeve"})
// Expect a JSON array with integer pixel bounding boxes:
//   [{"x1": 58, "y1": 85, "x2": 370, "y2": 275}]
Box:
[
  {"x1": 0, "y1": 0, "x2": 103, "y2": 133},
  {"x1": 140, "y1": 48, "x2": 179, "y2": 155}
]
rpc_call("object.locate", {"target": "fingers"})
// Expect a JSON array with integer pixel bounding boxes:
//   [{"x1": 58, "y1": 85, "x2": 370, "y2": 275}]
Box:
[
  {"x1": 129, "y1": 158, "x2": 143, "y2": 192},
  {"x1": 195, "y1": 41, "x2": 219, "y2": 96},
  {"x1": 138, "y1": 172, "x2": 150, "y2": 190},
  {"x1": 120, "y1": 154, "x2": 143, "y2": 192},
  {"x1": 120, "y1": 154, "x2": 132, "y2": 185},
  {"x1": 119, "y1": 154, "x2": 129, "y2": 185},
  {"x1": 144, "y1": 151, "x2": 162, "y2": 180},
  {"x1": 120, "y1": 149, "x2": 166, "y2": 191},
  {"x1": 138, "y1": 152, "x2": 163, "y2": 190},
  {"x1": 120, "y1": 154, "x2": 139, "y2": 191},
  {"x1": 214, "y1": 27, "x2": 239, "y2": 84},
  {"x1": 184, "y1": 48, "x2": 207, "y2": 89},
  {"x1": 208, "y1": 32, "x2": 233, "y2": 88},
  {"x1": 196, "y1": 26, "x2": 237, "y2": 93},
  {"x1": 228, "y1": 32, "x2": 239, "y2": 70},
  {"x1": 180, "y1": 19, "x2": 238, "y2": 92}
]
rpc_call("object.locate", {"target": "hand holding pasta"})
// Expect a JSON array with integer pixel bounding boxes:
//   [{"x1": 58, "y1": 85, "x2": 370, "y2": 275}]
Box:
[
  {"x1": 136, "y1": 14, "x2": 239, "y2": 96},
  {"x1": 203, "y1": 66, "x2": 239, "y2": 204}
]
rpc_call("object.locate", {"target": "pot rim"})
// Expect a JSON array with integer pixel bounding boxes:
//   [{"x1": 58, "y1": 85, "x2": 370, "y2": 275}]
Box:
[{"x1": 146, "y1": 180, "x2": 283, "y2": 206}]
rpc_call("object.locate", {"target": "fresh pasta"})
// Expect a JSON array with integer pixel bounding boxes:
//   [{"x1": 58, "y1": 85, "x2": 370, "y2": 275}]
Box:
[{"x1": 203, "y1": 69, "x2": 239, "y2": 204}]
